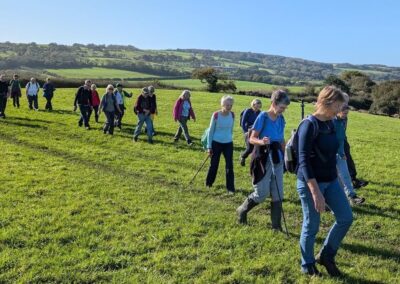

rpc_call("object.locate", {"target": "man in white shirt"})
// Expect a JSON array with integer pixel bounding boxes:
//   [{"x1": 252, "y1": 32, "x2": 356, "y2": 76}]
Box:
[{"x1": 25, "y1": 77, "x2": 40, "y2": 110}]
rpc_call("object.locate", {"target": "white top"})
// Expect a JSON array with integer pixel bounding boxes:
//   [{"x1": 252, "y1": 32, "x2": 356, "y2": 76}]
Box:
[{"x1": 26, "y1": 82, "x2": 40, "y2": 96}]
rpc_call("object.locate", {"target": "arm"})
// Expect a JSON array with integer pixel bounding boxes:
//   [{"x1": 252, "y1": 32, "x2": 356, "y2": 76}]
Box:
[
  {"x1": 249, "y1": 113, "x2": 270, "y2": 146},
  {"x1": 241, "y1": 109, "x2": 250, "y2": 133},
  {"x1": 189, "y1": 103, "x2": 196, "y2": 121},
  {"x1": 298, "y1": 121, "x2": 325, "y2": 213},
  {"x1": 207, "y1": 114, "x2": 217, "y2": 152}
]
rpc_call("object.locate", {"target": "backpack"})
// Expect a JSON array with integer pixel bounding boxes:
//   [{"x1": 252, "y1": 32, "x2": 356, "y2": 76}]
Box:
[
  {"x1": 201, "y1": 111, "x2": 235, "y2": 150},
  {"x1": 284, "y1": 115, "x2": 333, "y2": 174}
]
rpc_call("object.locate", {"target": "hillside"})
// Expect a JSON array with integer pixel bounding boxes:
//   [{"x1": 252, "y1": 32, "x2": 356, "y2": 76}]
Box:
[
  {"x1": 0, "y1": 89, "x2": 399, "y2": 282},
  {"x1": 1, "y1": 42, "x2": 400, "y2": 84}
]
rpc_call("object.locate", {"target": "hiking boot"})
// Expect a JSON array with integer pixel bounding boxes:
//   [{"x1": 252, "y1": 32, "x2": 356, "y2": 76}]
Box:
[
  {"x1": 348, "y1": 195, "x2": 365, "y2": 205},
  {"x1": 316, "y1": 251, "x2": 342, "y2": 277},
  {"x1": 352, "y1": 178, "x2": 369, "y2": 189},
  {"x1": 271, "y1": 201, "x2": 283, "y2": 231},
  {"x1": 187, "y1": 140, "x2": 193, "y2": 146},
  {"x1": 301, "y1": 264, "x2": 322, "y2": 276},
  {"x1": 148, "y1": 139, "x2": 154, "y2": 144},
  {"x1": 240, "y1": 156, "x2": 245, "y2": 167},
  {"x1": 78, "y1": 122, "x2": 83, "y2": 127},
  {"x1": 133, "y1": 136, "x2": 138, "y2": 142},
  {"x1": 236, "y1": 198, "x2": 258, "y2": 225}
]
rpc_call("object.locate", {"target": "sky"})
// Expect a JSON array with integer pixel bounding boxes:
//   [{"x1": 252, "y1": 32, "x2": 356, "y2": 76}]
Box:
[{"x1": 1, "y1": 0, "x2": 400, "y2": 66}]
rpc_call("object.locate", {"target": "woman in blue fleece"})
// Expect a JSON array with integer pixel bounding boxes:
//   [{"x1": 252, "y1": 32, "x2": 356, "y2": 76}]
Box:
[
  {"x1": 205, "y1": 95, "x2": 235, "y2": 193},
  {"x1": 297, "y1": 86, "x2": 352, "y2": 277}
]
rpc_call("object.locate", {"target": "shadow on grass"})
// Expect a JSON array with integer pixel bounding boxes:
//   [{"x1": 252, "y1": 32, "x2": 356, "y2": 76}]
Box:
[
  {"x1": 342, "y1": 242, "x2": 400, "y2": 264},
  {"x1": 352, "y1": 203, "x2": 400, "y2": 221},
  {"x1": 7, "y1": 116, "x2": 66, "y2": 126},
  {"x1": 338, "y1": 273, "x2": 386, "y2": 284},
  {"x1": 51, "y1": 109, "x2": 80, "y2": 116},
  {"x1": 366, "y1": 181, "x2": 400, "y2": 191},
  {"x1": 0, "y1": 120, "x2": 48, "y2": 130}
]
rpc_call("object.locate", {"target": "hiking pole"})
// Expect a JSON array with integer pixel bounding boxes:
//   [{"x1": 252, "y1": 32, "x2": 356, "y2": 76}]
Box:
[
  {"x1": 301, "y1": 99, "x2": 305, "y2": 120},
  {"x1": 268, "y1": 151, "x2": 290, "y2": 237},
  {"x1": 186, "y1": 155, "x2": 210, "y2": 189}
]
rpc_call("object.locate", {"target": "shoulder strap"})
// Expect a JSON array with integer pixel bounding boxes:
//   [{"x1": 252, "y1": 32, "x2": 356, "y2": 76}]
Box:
[
  {"x1": 213, "y1": 111, "x2": 219, "y2": 120},
  {"x1": 231, "y1": 111, "x2": 235, "y2": 119},
  {"x1": 306, "y1": 115, "x2": 319, "y2": 139}
]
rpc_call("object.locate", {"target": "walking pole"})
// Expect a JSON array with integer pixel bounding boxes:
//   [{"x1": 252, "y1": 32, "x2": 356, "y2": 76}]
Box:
[
  {"x1": 268, "y1": 151, "x2": 290, "y2": 237},
  {"x1": 186, "y1": 155, "x2": 210, "y2": 189},
  {"x1": 301, "y1": 99, "x2": 305, "y2": 120}
]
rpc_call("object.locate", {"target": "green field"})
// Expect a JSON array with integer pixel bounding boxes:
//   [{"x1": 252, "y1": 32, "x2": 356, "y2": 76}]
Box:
[
  {"x1": 46, "y1": 67, "x2": 159, "y2": 79},
  {"x1": 0, "y1": 89, "x2": 399, "y2": 283},
  {"x1": 160, "y1": 79, "x2": 306, "y2": 93}
]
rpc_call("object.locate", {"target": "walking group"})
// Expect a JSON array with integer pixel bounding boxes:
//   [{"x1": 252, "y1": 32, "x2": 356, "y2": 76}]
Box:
[{"x1": 0, "y1": 75, "x2": 370, "y2": 278}]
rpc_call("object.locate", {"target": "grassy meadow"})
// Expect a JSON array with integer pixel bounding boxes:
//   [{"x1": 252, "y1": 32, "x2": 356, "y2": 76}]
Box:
[
  {"x1": 46, "y1": 68, "x2": 159, "y2": 79},
  {"x1": 0, "y1": 88, "x2": 399, "y2": 283}
]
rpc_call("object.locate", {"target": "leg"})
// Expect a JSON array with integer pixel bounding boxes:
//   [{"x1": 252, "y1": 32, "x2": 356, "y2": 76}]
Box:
[
  {"x1": 145, "y1": 115, "x2": 153, "y2": 142},
  {"x1": 108, "y1": 111, "x2": 115, "y2": 134},
  {"x1": 174, "y1": 122, "x2": 183, "y2": 140},
  {"x1": 94, "y1": 106, "x2": 99, "y2": 122},
  {"x1": 206, "y1": 141, "x2": 223, "y2": 187},
  {"x1": 103, "y1": 111, "x2": 110, "y2": 133},
  {"x1": 297, "y1": 179, "x2": 321, "y2": 268},
  {"x1": 133, "y1": 114, "x2": 145, "y2": 138},
  {"x1": 33, "y1": 96, "x2": 38, "y2": 110},
  {"x1": 344, "y1": 139, "x2": 357, "y2": 179},
  {"x1": 222, "y1": 142, "x2": 235, "y2": 192},
  {"x1": 241, "y1": 133, "x2": 254, "y2": 159},
  {"x1": 28, "y1": 96, "x2": 33, "y2": 109},
  {"x1": 249, "y1": 159, "x2": 273, "y2": 203},
  {"x1": 179, "y1": 117, "x2": 192, "y2": 143},
  {"x1": 336, "y1": 155, "x2": 356, "y2": 197},
  {"x1": 270, "y1": 161, "x2": 284, "y2": 230}
]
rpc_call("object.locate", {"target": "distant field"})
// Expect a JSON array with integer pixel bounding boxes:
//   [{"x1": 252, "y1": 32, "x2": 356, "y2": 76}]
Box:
[
  {"x1": 160, "y1": 79, "x2": 306, "y2": 93},
  {"x1": 46, "y1": 67, "x2": 158, "y2": 79}
]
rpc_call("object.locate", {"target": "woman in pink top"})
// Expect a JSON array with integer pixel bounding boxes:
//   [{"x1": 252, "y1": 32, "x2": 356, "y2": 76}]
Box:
[
  {"x1": 89, "y1": 84, "x2": 101, "y2": 123},
  {"x1": 172, "y1": 90, "x2": 196, "y2": 145}
]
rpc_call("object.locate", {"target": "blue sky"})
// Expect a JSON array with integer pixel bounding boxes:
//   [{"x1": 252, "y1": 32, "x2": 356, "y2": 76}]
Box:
[{"x1": 1, "y1": 0, "x2": 399, "y2": 66}]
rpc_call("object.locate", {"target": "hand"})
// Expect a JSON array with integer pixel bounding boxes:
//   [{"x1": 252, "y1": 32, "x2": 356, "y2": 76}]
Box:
[
  {"x1": 261, "y1": 137, "x2": 270, "y2": 145},
  {"x1": 207, "y1": 149, "x2": 213, "y2": 156},
  {"x1": 312, "y1": 191, "x2": 326, "y2": 213}
]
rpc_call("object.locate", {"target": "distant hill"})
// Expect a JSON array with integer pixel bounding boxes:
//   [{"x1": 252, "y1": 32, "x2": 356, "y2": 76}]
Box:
[{"x1": 1, "y1": 42, "x2": 400, "y2": 84}]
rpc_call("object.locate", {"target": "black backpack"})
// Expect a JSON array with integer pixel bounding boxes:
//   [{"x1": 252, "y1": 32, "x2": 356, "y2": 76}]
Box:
[{"x1": 284, "y1": 115, "x2": 333, "y2": 174}]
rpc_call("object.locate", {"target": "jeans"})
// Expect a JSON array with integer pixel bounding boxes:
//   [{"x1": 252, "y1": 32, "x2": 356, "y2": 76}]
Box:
[
  {"x1": 174, "y1": 116, "x2": 191, "y2": 142},
  {"x1": 344, "y1": 139, "x2": 357, "y2": 179},
  {"x1": 297, "y1": 178, "x2": 353, "y2": 268},
  {"x1": 249, "y1": 158, "x2": 284, "y2": 203},
  {"x1": 88, "y1": 105, "x2": 99, "y2": 123},
  {"x1": 336, "y1": 155, "x2": 356, "y2": 197},
  {"x1": 103, "y1": 111, "x2": 115, "y2": 134},
  {"x1": 115, "y1": 104, "x2": 124, "y2": 127},
  {"x1": 0, "y1": 94, "x2": 7, "y2": 117},
  {"x1": 134, "y1": 113, "x2": 153, "y2": 140},
  {"x1": 78, "y1": 104, "x2": 90, "y2": 127},
  {"x1": 28, "y1": 95, "x2": 38, "y2": 110},
  {"x1": 241, "y1": 132, "x2": 254, "y2": 159},
  {"x1": 206, "y1": 141, "x2": 235, "y2": 192},
  {"x1": 44, "y1": 95, "x2": 53, "y2": 110}
]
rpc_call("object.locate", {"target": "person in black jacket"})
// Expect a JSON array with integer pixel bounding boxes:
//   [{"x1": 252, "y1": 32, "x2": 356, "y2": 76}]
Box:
[
  {"x1": 133, "y1": 87, "x2": 153, "y2": 143},
  {"x1": 43, "y1": 77, "x2": 56, "y2": 111},
  {"x1": 73, "y1": 80, "x2": 93, "y2": 130},
  {"x1": 0, "y1": 74, "x2": 10, "y2": 118}
]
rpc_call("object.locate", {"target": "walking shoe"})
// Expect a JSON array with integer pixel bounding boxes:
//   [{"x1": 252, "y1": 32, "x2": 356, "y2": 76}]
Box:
[
  {"x1": 348, "y1": 195, "x2": 365, "y2": 205},
  {"x1": 148, "y1": 139, "x2": 154, "y2": 144},
  {"x1": 187, "y1": 140, "x2": 193, "y2": 146},
  {"x1": 301, "y1": 264, "x2": 322, "y2": 276},
  {"x1": 133, "y1": 136, "x2": 138, "y2": 142},
  {"x1": 352, "y1": 178, "x2": 369, "y2": 189},
  {"x1": 85, "y1": 126, "x2": 90, "y2": 130},
  {"x1": 316, "y1": 252, "x2": 342, "y2": 277},
  {"x1": 240, "y1": 156, "x2": 245, "y2": 167}
]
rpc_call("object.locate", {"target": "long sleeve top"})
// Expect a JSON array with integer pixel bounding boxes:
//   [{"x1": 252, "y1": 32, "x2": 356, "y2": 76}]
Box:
[
  {"x1": 241, "y1": 108, "x2": 260, "y2": 133},
  {"x1": 297, "y1": 118, "x2": 338, "y2": 183},
  {"x1": 334, "y1": 117, "x2": 347, "y2": 158},
  {"x1": 74, "y1": 86, "x2": 92, "y2": 106}
]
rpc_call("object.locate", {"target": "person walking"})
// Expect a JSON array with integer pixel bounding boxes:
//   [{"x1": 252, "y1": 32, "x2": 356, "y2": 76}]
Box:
[
  {"x1": 9, "y1": 74, "x2": 21, "y2": 108},
  {"x1": 236, "y1": 90, "x2": 290, "y2": 230},
  {"x1": 296, "y1": 86, "x2": 353, "y2": 277},
  {"x1": 88, "y1": 84, "x2": 101, "y2": 123},
  {"x1": 172, "y1": 90, "x2": 196, "y2": 145},
  {"x1": 0, "y1": 74, "x2": 10, "y2": 118},
  {"x1": 73, "y1": 80, "x2": 93, "y2": 130},
  {"x1": 25, "y1": 77, "x2": 40, "y2": 110},
  {"x1": 334, "y1": 105, "x2": 365, "y2": 205},
  {"x1": 43, "y1": 77, "x2": 56, "y2": 110},
  {"x1": 239, "y1": 98, "x2": 262, "y2": 166},
  {"x1": 205, "y1": 95, "x2": 235, "y2": 193},
  {"x1": 148, "y1": 85, "x2": 158, "y2": 135},
  {"x1": 133, "y1": 87, "x2": 153, "y2": 144},
  {"x1": 98, "y1": 84, "x2": 121, "y2": 135},
  {"x1": 114, "y1": 83, "x2": 132, "y2": 129}
]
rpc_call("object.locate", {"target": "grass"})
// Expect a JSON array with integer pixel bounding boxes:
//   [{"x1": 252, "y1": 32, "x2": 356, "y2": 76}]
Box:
[
  {"x1": 0, "y1": 88, "x2": 399, "y2": 283},
  {"x1": 160, "y1": 79, "x2": 306, "y2": 93},
  {"x1": 46, "y1": 67, "x2": 159, "y2": 79}
]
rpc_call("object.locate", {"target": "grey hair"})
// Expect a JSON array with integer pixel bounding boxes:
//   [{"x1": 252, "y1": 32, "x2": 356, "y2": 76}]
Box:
[
  {"x1": 180, "y1": 90, "x2": 191, "y2": 100},
  {"x1": 251, "y1": 98, "x2": 262, "y2": 107},
  {"x1": 221, "y1": 95, "x2": 234, "y2": 106},
  {"x1": 271, "y1": 89, "x2": 290, "y2": 105},
  {"x1": 106, "y1": 84, "x2": 114, "y2": 91}
]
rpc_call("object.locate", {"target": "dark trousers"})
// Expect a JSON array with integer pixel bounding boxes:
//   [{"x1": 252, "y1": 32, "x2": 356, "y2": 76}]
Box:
[
  {"x1": 115, "y1": 105, "x2": 124, "y2": 127},
  {"x1": 174, "y1": 116, "x2": 191, "y2": 142},
  {"x1": 78, "y1": 104, "x2": 90, "y2": 127},
  {"x1": 88, "y1": 105, "x2": 99, "y2": 123},
  {"x1": 28, "y1": 95, "x2": 38, "y2": 110},
  {"x1": 11, "y1": 91, "x2": 20, "y2": 107},
  {"x1": 104, "y1": 111, "x2": 115, "y2": 134},
  {"x1": 0, "y1": 94, "x2": 7, "y2": 117},
  {"x1": 206, "y1": 141, "x2": 235, "y2": 192},
  {"x1": 241, "y1": 132, "x2": 254, "y2": 159},
  {"x1": 45, "y1": 95, "x2": 53, "y2": 110},
  {"x1": 344, "y1": 139, "x2": 357, "y2": 179}
]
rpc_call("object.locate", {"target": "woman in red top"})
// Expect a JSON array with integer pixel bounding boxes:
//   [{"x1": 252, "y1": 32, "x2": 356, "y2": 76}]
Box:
[{"x1": 89, "y1": 84, "x2": 101, "y2": 123}]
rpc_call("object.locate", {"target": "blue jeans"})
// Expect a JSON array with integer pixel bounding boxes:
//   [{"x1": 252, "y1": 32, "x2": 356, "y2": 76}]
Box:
[
  {"x1": 134, "y1": 113, "x2": 153, "y2": 139},
  {"x1": 297, "y1": 178, "x2": 353, "y2": 268},
  {"x1": 78, "y1": 104, "x2": 90, "y2": 127},
  {"x1": 336, "y1": 155, "x2": 356, "y2": 197}
]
